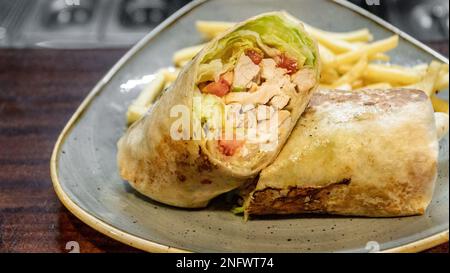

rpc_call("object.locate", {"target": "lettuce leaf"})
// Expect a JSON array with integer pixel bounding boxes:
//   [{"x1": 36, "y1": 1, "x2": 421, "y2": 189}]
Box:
[
  {"x1": 197, "y1": 59, "x2": 224, "y2": 83},
  {"x1": 201, "y1": 13, "x2": 318, "y2": 70},
  {"x1": 237, "y1": 14, "x2": 318, "y2": 67},
  {"x1": 231, "y1": 205, "x2": 244, "y2": 214},
  {"x1": 202, "y1": 30, "x2": 270, "y2": 69}
]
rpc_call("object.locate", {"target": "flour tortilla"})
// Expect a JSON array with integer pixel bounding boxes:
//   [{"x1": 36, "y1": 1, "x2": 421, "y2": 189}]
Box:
[{"x1": 244, "y1": 89, "x2": 439, "y2": 217}]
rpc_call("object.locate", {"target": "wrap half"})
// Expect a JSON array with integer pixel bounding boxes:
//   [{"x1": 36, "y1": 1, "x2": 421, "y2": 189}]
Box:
[
  {"x1": 244, "y1": 89, "x2": 439, "y2": 217},
  {"x1": 117, "y1": 12, "x2": 320, "y2": 208}
]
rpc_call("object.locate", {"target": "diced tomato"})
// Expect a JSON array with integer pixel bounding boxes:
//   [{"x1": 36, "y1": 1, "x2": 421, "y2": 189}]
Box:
[
  {"x1": 202, "y1": 81, "x2": 230, "y2": 97},
  {"x1": 218, "y1": 138, "x2": 245, "y2": 156},
  {"x1": 245, "y1": 49, "x2": 263, "y2": 65},
  {"x1": 276, "y1": 53, "x2": 298, "y2": 74},
  {"x1": 201, "y1": 72, "x2": 233, "y2": 97}
]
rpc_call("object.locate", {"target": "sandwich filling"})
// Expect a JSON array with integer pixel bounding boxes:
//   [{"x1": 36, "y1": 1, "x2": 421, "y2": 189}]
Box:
[{"x1": 193, "y1": 15, "x2": 318, "y2": 168}]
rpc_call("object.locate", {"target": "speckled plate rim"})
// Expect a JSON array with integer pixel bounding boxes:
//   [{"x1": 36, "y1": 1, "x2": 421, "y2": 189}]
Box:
[{"x1": 50, "y1": 0, "x2": 449, "y2": 253}]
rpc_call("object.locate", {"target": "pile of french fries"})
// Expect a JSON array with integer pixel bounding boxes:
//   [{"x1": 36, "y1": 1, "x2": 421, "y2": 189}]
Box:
[{"x1": 127, "y1": 20, "x2": 449, "y2": 125}]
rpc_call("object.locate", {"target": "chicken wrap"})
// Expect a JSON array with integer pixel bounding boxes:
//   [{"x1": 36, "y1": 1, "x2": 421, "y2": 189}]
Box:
[
  {"x1": 117, "y1": 12, "x2": 320, "y2": 208},
  {"x1": 243, "y1": 88, "x2": 439, "y2": 217}
]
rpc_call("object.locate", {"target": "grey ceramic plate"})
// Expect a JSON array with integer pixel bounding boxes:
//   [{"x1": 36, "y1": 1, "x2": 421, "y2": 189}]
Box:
[{"x1": 51, "y1": 0, "x2": 449, "y2": 252}]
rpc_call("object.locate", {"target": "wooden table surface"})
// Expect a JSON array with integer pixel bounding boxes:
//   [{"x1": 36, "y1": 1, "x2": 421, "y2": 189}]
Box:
[{"x1": 0, "y1": 45, "x2": 448, "y2": 253}]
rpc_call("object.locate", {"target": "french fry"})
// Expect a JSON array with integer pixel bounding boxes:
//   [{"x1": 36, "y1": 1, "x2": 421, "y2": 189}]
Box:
[
  {"x1": 318, "y1": 43, "x2": 336, "y2": 65},
  {"x1": 436, "y1": 73, "x2": 449, "y2": 91},
  {"x1": 162, "y1": 68, "x2": 180, "y2": 82},
  {"x1": 363, "y1": 64, "x2": 423, "y2": 85},
  {"x1": 126, "y1": 71, "x2": 166, "y2": 124},
  {"x1": 326, "y1": 35, "x2": 398, "y2": 67},
  {"x1": 352, "y1": 79, "x2": 364, "y2": 89},
  {"x1": 435, "y1": 66, "x2": 449, "y2": 91},
  {"x1": 370, "y1": 53, "x2": 390, "y2": 62},
  {"x1": 195, "y1": 21, "x2": 234, "y2": 40},
  {"x1": 134, "y1": 71, "x2": 166, "y2": 107},
  {"x1": 358, "y1": 82, "x2": 392, "y2": 90},
  {"x1": 431, "y1": 95, "x2": 449, "y2": 113},
  {"x1": 303, "y1": 23, "x2": 373, "y2": 42},
  {"x1": 321, "y1": 68, "x2": 340, "y2": 84},
  {"x1": 178, "y1": 59, "x2": 191, "y2": 67},
  {"x1": 319, "y1": 84, "x2": 333, "y2": 90},
  {"x1": 127, "y1": 105, "x2": 148, "y2": 125},
  {"x1": 350, "y1": 41, "x2": 368, "y2": 48},
  {"x1": 172, "y1": 44, "x2": 205, "y2": 67},
  {"x1": 337, "y1": 63, "x2": 423, "y2": 85},
  {"x1": 310, "y1": 29, "x2": 358, "y2": 53},
  {"x1": 164, "y1": 81, "x2": 173, "y2": 90},
  {"x1": 332, "y1": 55, "x2": 368, "y2": 88},
  {"x1": 336, "y1": 64, "x2": 353, "y2": 74},
  {"x1": 335, "y1": 83, "x2": 352, "y2": 91},
  {"x1": 405, "y1": 61, "x2": 441, "y2": 96},
  {"x1": 413, "y1": 63, "x2": 429, "y2": 73}
]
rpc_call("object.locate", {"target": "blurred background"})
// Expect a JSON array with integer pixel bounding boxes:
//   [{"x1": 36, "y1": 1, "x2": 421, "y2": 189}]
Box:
[{"x1": 0, "y1": 0, "x2": 448, "y2": 54}]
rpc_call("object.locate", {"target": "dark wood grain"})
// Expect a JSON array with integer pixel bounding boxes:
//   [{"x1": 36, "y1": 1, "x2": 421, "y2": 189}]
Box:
[
  {"x1": 0, "y1": 49, "x2": 141, "y2": 253},
  {"x1": 0, "y1": 44, "x2": 448, "y2": 253}
]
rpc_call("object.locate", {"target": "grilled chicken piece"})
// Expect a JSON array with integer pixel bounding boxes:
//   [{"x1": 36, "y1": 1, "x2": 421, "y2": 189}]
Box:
[
  {"x1": 280, "y1": 76, "x2": 297, "y2": 97},
  {"x1": 242, "y1": 104, "x2": 255, "y2": 112},
  {"x1": 233, "y1": 54, "x2": 261, "y2": 89},
  {"x1": 225, "y1": 82, "x2": 280, "y2": 105},
  {"x1": 291, "y1": 68, "x2": 316, "y2": 92},
  {"x1": 269, "y1": 95, "x2": 290, "y2": 109},
  {"x1": 260, "y1": 58, "x2": 287, "y2": 80}
]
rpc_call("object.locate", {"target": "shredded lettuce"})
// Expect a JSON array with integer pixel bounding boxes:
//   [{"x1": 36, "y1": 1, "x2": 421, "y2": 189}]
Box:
[
  {"x1": 200, "y1": 13, "x2": 318, "y2": 71},
  {"x1": 202, "y1": 30, "x2": 278, "y2": 70},
  {"x1": 192, "y1": 93, "x2": 224, "y2": 136},
  {"x1": 197, "y1": 59, "x2": 234, "y2": 83},
  {"x1": 236, "y1": 14, "x2": 318, "y2": 67},
  {"x1": 231, "y1": 206, "x2": 244, "y2": 214},
  {"x1": 197, "y1": 59, "x2": 223, "y2": 83}
]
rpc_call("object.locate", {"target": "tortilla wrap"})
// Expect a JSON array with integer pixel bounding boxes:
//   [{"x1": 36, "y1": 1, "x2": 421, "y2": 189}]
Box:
[
  {"x1": 117, "y1": 12, "x2": 320, "y2": 208},
  {"x1": 244, "y1": 88, "x2": 439, "y2": 217}
]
